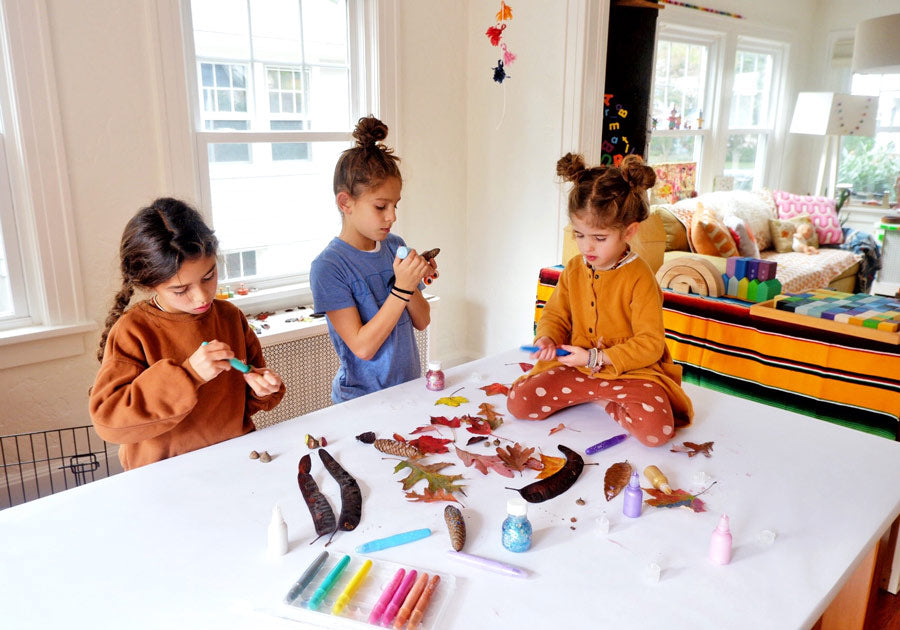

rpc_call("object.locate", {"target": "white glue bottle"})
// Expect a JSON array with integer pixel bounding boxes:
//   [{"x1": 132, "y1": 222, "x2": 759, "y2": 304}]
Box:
[{"x1": 267, "y1": 504, "x2": 288, "y2": 558}]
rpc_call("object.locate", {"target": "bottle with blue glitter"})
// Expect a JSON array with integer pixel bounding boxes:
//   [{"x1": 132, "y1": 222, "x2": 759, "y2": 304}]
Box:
[{"x1": 502, "y1": 497, "x2": 532, "y2": 552}]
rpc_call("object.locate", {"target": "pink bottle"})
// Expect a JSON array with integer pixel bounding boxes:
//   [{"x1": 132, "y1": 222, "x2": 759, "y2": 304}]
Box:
[
  {"x1": 425, "y1": 361, "x2": 445, "y2": 391},
  {"x1": 709, "y1": 513, "x2": 733, "y2": 565}
]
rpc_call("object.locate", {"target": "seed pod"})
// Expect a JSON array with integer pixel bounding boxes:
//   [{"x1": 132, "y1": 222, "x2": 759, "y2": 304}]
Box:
[
  {"x1": 356, "y1": 431, "x2": 376, "y2": 444},
  {"x1": 249, "y1": 450, "x2": 260, "y2": 459},
  {"x1": 444, "y1": 505, "x2": 466, "y2": 551},
  {"x1": 297, "y1": 454, "x2": 336, "y2": 542},
  {"x1": 507, "y1": 444, "x2": 584, "y2": 503},
  {"x1": 259, "y1": 451, "x2": 272, "y2": 463},
  {"x1": 373, "y1": 439, "x2": 421, "y2": 459},
  {"x1": 421, "y1": 248, "x2": 440, "y2": 261},
  {"x1": 319, "y1": 449, "x2": 362, "y2": 546},
  {"x1": 604, "y1": 461, "x2": 632, "y2": 501}
]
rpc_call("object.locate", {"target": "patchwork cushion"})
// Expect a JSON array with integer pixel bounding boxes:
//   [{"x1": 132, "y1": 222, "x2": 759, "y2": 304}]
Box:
[
  {"x1": 770, "y1": 215, "x2": 818, "y2": 253},
  {"x1": 691, "y1": 207, "x2": 739, "y2": 257},
  {"x1": 773, "y1": 190, "x2": 843, "y2": 245},
  {"x1": 722, "y1": 214, "x2": 761, "y2": 258},
  {"x1": 650, "y1": 204, "x2": 689, "y2": 251}
]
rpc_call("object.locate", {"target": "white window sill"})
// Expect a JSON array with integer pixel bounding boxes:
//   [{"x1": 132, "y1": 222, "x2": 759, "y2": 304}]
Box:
[
  {"x1": 224, "y1": 281, "x2": 315, "y2": 316},
  {"x1": 0, "y1": 321, "x2": 97, "y2": 369}
]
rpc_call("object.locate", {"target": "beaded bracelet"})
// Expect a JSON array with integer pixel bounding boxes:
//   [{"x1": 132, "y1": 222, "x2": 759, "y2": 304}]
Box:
[{"x1": 586, "y1": 347, "x2": 599, "y2": 369}]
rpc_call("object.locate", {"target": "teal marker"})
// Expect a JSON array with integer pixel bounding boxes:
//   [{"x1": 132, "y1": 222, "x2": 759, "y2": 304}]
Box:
[
  {"x1": 307, "y1": 554, "x2": 350, "y2": 611},
  {"x1": 201, "y1": 341, "x2": 252, "y2": 373},
  {"x1": 355, "y1": 528, "x2": 431, "y2": 553}
]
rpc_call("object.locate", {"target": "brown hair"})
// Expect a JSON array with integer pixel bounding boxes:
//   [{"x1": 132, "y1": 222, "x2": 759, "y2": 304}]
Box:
[
  {"x1": 556, "y1": 153, "x2": 656, "y2": 229},
  {"x1": 333, "y1": 116, "x2": 402, "y2": 198},
  {"x1": 97, "y1": 198, "x2": 218, "y2": 362}
]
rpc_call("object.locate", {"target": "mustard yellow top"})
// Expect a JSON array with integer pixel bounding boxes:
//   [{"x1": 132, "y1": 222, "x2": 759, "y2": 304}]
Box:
[{"x1": 526, "y1": 254, "x2": 693, "y2": 425}]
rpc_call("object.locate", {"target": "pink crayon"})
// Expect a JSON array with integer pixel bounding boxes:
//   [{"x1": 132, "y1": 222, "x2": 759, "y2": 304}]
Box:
[
  {"x1": 380, "y1": 569, "x2": 418, "y2": 626},
  {"x1": 368, "y1": 568, "x2": 405, "y2": 625}
]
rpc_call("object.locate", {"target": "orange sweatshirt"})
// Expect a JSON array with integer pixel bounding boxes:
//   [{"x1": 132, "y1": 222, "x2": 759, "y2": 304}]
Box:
[
  {"x1": 529, "y1": 254, "x2": 693, "y2": 424},
  {"x1": 89, "y1": 300, "x2": 285, "y2": 469}
]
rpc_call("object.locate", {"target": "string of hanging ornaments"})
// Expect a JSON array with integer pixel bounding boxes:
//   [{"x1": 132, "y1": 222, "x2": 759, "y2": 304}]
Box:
[{"x1": 485, "y1": 1, "x2": 516, "y2": 128}]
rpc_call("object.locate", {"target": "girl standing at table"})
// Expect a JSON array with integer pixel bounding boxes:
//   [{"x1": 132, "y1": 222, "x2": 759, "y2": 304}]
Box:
[
  {"x1": 310, "y1": 116, "x2": 435, "y2": 403},
  {"x1": 507, "y1": 154, "x2": 693, "y2": 446},
  {"x1": 89, "y1": 198, "x2": 285, "y2": 469}
]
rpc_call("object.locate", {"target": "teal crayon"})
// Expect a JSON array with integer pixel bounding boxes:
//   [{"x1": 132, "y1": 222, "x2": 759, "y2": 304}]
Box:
[
  {"x1": 201, "y1": 341, "x2": 252, "y2": 373},
  {"x1": 355, "y1": 528, "x2": 431, "y2": 553},
  {"x1": 306, "y1": 554, "x2": 350, "y2": 611}
]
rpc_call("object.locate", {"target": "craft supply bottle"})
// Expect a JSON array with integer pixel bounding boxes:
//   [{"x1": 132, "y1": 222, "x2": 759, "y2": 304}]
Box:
[
  {"x1": 425, "y1": 361, "x2": 445, "y2": 391},
  {"x1": 501, "y1": 498, "x2": 532, "y2": 552},
  {"x1": 623, "y1": 471, "x2": 643, "y2": 518},
  {"x1": 709, "y1": 513, "x2": 733, "y2": 565},
  {"x1": 267, "y1": 504, "x2": 288, "y2": 558},
  {"x1": 644, "y1": 465, "x2": 672, "y2": 495}
]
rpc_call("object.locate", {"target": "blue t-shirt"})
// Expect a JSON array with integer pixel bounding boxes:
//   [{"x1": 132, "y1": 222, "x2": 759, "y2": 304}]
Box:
[{"x1": 310, "y1": 234, "x2": 420, "y2": 403}]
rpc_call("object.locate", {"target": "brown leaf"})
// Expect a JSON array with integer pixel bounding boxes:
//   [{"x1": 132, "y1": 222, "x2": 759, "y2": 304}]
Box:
[
  {"x1": 604, "y1": 461, "x2": 632, "y2": 501},
  {"x1": 548, "y1": 423, "x2": 566, "y2": 436},
  {"x1": 477, "y1": 403, "x2": 504, "y2": 430},
  {"x1": 455, "y1": 446, "x2": 514, "y2": 478},
  {"x1": 405, "y1": 488, "x2": 461, "y2": 503},
  {"x1": 644, "y1": 487, "x2": 707, "y2": 512},
  {"x1": 480, "y1": 382, "x2": 509, "y2": 396},
  {"x1": 536, "y1": 454, "x2": 566, "y2": 479},
  {"x1": 670, "y1": 441, "x2": 714, "y2": 458},
  {"x1": 496, "y1": 443, "x2": 539, "y2": 474}
]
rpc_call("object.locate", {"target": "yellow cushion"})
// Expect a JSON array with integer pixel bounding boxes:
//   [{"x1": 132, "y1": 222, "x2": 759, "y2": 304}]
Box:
[
  {"x1": 690, "y1": 207, "x2": 739, "y2": 257},
  {"x1": 650, "y1": 204, "x2": 689, "y2": 251}
]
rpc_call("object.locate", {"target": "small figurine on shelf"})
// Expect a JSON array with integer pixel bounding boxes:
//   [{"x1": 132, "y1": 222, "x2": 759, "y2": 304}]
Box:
[
  {"x1": 697, "y1": 110, "x2": 704, "y2": 130},
  {"x1": 651, "y1": 117, "x2": 658, "y2": 131},
  {"x1": 792, "y1": 223, "x2": 819, "y2": 255},
  {"x1": 236, "y1": 282, "x2": 249, "y2": 296},
  {"x1": 667, "y1": 106, "x2": 681, "y2": 130}
]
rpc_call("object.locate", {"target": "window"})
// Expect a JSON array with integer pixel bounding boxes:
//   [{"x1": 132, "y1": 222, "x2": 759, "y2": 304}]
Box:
[
  {"x1": 838, "y1": 73, "x2": 900, "y2": 206},
  {"x1": 648, "y1": 24, "x2": 786, "y2": 193},
  {"x1": 0, "y1": 136, "x2": 28, "y2": 326},
  {"x1": 185, "y1": 0, "x2": 376, "y2": 288}
]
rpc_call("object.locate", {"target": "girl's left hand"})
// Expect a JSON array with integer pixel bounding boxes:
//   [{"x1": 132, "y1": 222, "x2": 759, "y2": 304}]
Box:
[
  {"x1": 244, "y1": 368, "x2": 283, "y2": 397},
  {"x1": 557, "y1": 345, "x2": 590, "y2": 368}
]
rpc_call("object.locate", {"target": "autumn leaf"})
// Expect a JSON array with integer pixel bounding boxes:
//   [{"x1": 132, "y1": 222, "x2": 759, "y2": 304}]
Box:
[
  {"x1": 670, "y1": 441, "x2": 714, "y2": 458},
  {"x1": 480, "y1": 382, "x2": 509, "y2": 396},
  {"x1": 644, "y1": 487, "x2": 707, "y2": 513},
  {"x1": 455, "y1": 446, "x2": 514, "y2": 478},
  {"x1": 408, "y1": 435, "x2": 453, "y2": 455},
  {"x1": 405, "y1": 488, "x2": 461, "y2": 503},
  {"x1": 496, "y1": 443, "x2": 540, "y2": 474},
  {"x1": 496, "y1": 1, "x2": 513, "y2": 21},
  {"x1": 431, "y1": 416, "x2": 462, "y2": 428},
  {"x1": 394, "y1": 460, "x2": 466, "y2": 496},
  {"x1": 467, "y1": 436, "x2": 488, "y2": 446},
  {"x1": 465, "y1": 418, "x2": 493, "y2": 434},
  {"x1": 536, "y1": 454, "x2": 566, "y2": 479},
  {"x1": 604, "y1": 461, "x2": 632, "y2": 501},
  {"x1": 435, "y1": 395, "x2": 468, "y2": 407},
  {"x1": 518, "y1": 362, "x2": 533, "y2": 372},
  {"x1": 393, "y1": 433, "x2": 407, "y2": 442},
  {"x1": 409, "y1": 425, "x2": 443, "y2": 435},
  {"x1": 549, "y1": 423, "x2": 566, "y2": 436},
  {"x1": 477, "y1": 403, "x2": 504, "y2": 430}
]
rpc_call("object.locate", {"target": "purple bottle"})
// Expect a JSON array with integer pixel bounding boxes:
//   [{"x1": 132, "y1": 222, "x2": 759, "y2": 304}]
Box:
[{"x1": 623, "y1": 471, "x2": 643, "y2": 518}]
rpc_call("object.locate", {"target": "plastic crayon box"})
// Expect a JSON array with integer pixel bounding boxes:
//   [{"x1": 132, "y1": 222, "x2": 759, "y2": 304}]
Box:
[
  {"x1": 279, "y1": 552, "x2": 455, "y2": 629},
  {"x1": 772, "y1": 289, "x2": 900, "y2": 332},
  {"x1": 722, "y1": 256, "x2": 781, "y2": 303}
]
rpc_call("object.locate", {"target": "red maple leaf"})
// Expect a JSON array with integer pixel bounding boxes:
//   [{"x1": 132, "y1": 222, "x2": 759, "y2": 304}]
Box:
[
  {"x1": 519, "y1": 362, "x2": 533, "y2": 372},
  {"x1": 465, "y1": 418, "x2": 492, "y2": 434},
  {"x1": 409, "y1": 425, "x2": 442, "y2": 435},
  {"x1": 479, "y1": 382, "x2": 509, "y2": 396},
  {"x1": 431, "y1": 415, "x2": 462, "y2": 428},
  {"x1": 408, "y1": 435, "x2": 453, "y2": 455}
]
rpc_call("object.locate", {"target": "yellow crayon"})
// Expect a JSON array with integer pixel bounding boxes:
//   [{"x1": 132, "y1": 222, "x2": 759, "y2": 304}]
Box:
[{"x1": 331, "y1": 559, "x2": 373, "y2": 615}]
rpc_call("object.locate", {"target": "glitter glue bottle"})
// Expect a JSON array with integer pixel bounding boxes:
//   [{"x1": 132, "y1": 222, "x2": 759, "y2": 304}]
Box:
[
  {"x1": 623, "y1": 471, "x2": 643, "y2": 518},
  {"x1": 502, "y1": 497, "x2": 532, "y2": 552},
  {"x1": 267, "y1": 504, "x2": 288, "y2": 558},
  {"x1": 644, "y1": 465, "x2": 672, "y2": 495},
  {"x1": 425, "y1": 361, "x2": 445, "y2": 391},
  {"x1": 709, "y1": 513, "x2": 733, "y2": 565}
]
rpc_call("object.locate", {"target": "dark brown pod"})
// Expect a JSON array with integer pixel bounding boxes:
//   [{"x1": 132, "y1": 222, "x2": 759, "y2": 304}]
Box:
[
  {"x1": 319, "y1": 449, "x2": 362, "y2": 546},
  {"x1": 507, "y1": 444, "x2": 584, "y2": 503},
  {"x1": 444, "y1": 505, "x2": 466, "y2": 551},
  {"x1": 297, "y1": 454, "x2": 336, "y2": 542}
]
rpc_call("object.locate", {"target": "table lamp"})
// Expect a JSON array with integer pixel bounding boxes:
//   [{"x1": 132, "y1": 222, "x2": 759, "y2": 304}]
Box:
[{"x1": 788, "y1": 92, "x2": 877, "y2": 197}]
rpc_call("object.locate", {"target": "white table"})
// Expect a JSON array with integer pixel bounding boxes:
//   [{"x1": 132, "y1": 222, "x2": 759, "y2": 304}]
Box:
[{"x1": 2, "y1": 349, "x2": 899, "y2": 629}]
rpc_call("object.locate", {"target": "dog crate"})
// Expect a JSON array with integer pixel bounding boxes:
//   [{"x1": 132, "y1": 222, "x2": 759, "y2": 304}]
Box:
[{"x1": 1, "y1": 425, "x2": 116, "y2": 510}]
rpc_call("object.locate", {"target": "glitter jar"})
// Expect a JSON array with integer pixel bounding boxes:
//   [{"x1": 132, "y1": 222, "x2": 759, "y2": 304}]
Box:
[
  {"x1": 425, "y1": 361, "x2": 445, "y2": 391},
  {"x1": 501, "y1": 498, "x2": 532, "y2": 552}
]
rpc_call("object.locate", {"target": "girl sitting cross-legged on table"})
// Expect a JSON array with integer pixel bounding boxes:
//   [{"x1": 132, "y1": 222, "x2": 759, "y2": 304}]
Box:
[{"x1": 507, "y1": 153, "x2": 693, "y2": 446}]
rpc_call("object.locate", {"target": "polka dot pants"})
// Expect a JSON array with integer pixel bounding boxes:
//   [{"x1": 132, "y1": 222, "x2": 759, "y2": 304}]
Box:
[{"x1": 506, "y1": 366, "x2": 676, "y2": 447}]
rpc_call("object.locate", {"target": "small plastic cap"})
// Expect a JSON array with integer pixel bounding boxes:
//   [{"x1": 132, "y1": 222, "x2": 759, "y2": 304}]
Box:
[
  {"x1": 396, "y1": 245, "x2": 410, "y2": 259},
  {"x1": 716, "y1": 513, "x2": 730, "y2": 532},
  {"x1": 427, "y1": 361, "x2": 442, "y2": 371},
  {"x1": 628, "y1": 471, "x2": 640, "y2": 487},
  {"x1": 507, "y1": 497, "x2": 527, "y2": 516}
]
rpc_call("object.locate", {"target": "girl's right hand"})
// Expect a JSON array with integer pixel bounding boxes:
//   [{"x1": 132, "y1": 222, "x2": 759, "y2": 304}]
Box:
[
  {"x1": 531, "y1": 336, "x2": 560, "y2": 363},
  {"x1": 189, "y1": 340, "x2": 234, "y2": 382},
  {"x1": 393, "y1": 249, "x2": 431, "y2": 293}
]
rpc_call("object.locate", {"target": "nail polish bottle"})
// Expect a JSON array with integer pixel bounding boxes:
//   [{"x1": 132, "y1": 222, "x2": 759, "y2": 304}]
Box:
[
  {"x1": 425, "y1": 361, "x2": 445, "y2": 391},
  {"x1": 709, "y1": 513, "x2": 733, "y2": 565},
  {"x1": 623, "y1": 471, "x2": 643, "y2": 518}
]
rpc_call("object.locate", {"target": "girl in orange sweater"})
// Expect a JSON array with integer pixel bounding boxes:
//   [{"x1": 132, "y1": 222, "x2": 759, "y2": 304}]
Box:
[
  {"x1": 89, "y1": 198, "x2": 285, "y2": 469},
  {"x1": 507, "y1": 154, "x2": 693, "y2": 446}
]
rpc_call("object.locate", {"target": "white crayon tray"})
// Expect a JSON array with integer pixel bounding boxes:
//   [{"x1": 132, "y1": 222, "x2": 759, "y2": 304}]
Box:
[{"x1": 276, "y1": 551, "x2": 456, "y2": 630}]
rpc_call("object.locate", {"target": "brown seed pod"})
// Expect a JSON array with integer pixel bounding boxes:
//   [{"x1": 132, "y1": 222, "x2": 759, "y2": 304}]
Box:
[
  {"x1": 319, "y1": 449, "x2": 362, "y2": 546},
  {"x1": 507, "y1": 445, "x2": 584, "y2": 503},
  {"x1": 249, "y1": 450, "x2": 260, "y2": 459},
  {"x1": 420, "y1": 248, "x2": 440, "y2": 261},
  {"x1": 297, "y1": 454, "x2": 336, "y2": 541},
  {"x1": 373, "y1": 439, "x2": 421, "y2": 459},
  {"x1": 444, "y1": 505, "x2": 466, "y2": 551},
  {"x1": 259, "y1": 451, "x2": 272, "y2": 463},
  {"x1": 356, "y1": 431, "x2": 376, "y2": 444}
]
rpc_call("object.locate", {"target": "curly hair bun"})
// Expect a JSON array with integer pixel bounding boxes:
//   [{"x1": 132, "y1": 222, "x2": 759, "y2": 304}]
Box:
[
  {"x1": 353, "y1": 116, "x2": 389, "y2": 148},
  {"x1": 556, "y1": 152, "x2": 587, "y2": 182},
  {"x1": 620, "y1": 154, "x2": 656, "y2": 191}
]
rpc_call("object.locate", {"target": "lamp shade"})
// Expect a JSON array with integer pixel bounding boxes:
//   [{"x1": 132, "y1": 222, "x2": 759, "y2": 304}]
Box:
[
  {"x1": 788, "y1": 92, "x2": 877, "y2": 137},
  {"x1": 851, "y1": 13, "x2": 900, "y2": 73}
]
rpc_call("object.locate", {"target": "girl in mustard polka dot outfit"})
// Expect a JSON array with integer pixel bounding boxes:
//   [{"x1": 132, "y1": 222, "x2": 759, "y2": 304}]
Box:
[{"x1": 507, "y1": 153, "x2": 693, "y2": 446}]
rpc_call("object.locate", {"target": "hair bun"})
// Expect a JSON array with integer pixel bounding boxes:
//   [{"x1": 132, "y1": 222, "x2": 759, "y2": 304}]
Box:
[
  {"x1": 556, "y1": 152, "x2": 587, "y2": 182},
  {"x1": 619, "y1": 154, "x2": 656, "y2": 191},
  {"x1": 353, "y1": 116, "x2": 389, "y2": 148}
]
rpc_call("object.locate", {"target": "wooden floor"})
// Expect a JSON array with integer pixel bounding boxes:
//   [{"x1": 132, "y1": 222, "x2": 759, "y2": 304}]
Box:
[{"x1": 870, "y1": 587, "x2": 900, "y2": 629}]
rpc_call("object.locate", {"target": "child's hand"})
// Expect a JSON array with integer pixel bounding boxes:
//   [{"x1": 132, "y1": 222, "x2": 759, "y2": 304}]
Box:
[
  {"x1": 531, "y1": 336, "x2": 560, "y2": 362},
  {"x1": 393, "y1": 249, "x2": 431, "y2": 292},
  {"x1": 425, "y1": 256, "x2": 439, "y2": 284},
  {"x1": 244, "y1": 368, "x2": 283, "y2": 397},
  {"x1": 557, "y1": 345, "x2": 590, "y2": 368},
  {"x1": 189, "y1": 340, "x2": 234, "y2": 382}
]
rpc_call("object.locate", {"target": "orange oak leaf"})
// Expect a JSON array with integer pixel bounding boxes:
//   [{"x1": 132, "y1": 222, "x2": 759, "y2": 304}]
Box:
[
  {"x1": 644, "y1": 487, "x2": 707, "y2": 512},
  {"x1": 408, "y1": 435, "x2": 453, "y2": 455},
  {"x1": 480, "y1": 382, "x2": 509, "y2": 396},
  {"x1": 405, "y1": 488, "x2": 461, "y2": 503},
  {"x1": 477, "y1": 403, "x2": 504, "y2": 430},
  {"x1": 455, "y1": 446, "x2": 514, "y2": 478},
  {"x1": 496, "y1": 443, "x2": 540, "y2": 474},
  {"x1": 536, "y1": 454, "x2": 566, "y2": 479},
  {"x1": 431, "y1": 416, "x2": 462, "y2": 428}
]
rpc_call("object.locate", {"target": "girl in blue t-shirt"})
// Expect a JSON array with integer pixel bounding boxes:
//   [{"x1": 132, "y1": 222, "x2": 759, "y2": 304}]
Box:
[{"x1": 310, "y1": 116, "x2": 436, "y2": 402}]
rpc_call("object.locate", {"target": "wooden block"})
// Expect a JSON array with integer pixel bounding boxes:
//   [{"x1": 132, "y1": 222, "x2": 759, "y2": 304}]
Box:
[{"x1": 749, "y1": 299, "x2": 900, "y2": 344}]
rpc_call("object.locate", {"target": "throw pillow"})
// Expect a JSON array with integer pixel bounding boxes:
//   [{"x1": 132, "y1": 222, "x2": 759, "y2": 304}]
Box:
[
  {"x1": 769, "y1": 215, "x2": 819, "y2": 253},
  {"x1": 650, "y1": 204, "x2": 689, "y2": 251},
  {"x1": 722, "y1": 213, "x2": 761, "y2": 258},
  {"x1": 772, "y1": 190, "x2": 843, "y2": 245},
  {"x1": 691, "y1": 206, "x2": 739, "y2": 257}
]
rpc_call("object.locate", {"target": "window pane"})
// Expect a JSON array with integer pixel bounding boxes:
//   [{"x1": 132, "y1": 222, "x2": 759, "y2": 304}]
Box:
[
  {"x1": 652, "y1": 39, "x2": 708, "y2": 129},
  {"x1": 206, "y1": 120, "x2": 250, "y2": 162},
  {"x1": 838, "y1": 134, "x2": 900, "y2": 205},
  {"x1": 648, "y1": 135, "x2": 702, "y2": 165},
  {"x1": 0, "y1": 223, "x2": 13, "y2": 318},
  {"x1": 302, "y1": 0, "x2": 348, "y2": 65},
  {"x1": 724, "y1": 133, "x2": 763, "y2": 190},
  {"x1": 191, "y1": 0, "x2": 251, "y2": 59},
  {"x1": 307, "y1": 66, "x2": 349, "y2": 129},
  {"x1": 232, "y1": 65, "x2": 246, "y2": 89},
  {"x1": 729, "y1": 50, "x2": 773, "y2": 128},
  {"x1": 217, "y1": 89, "x2": 233, "y2": 111},
  {"x1": 206, "y1": 141, "x2": 349, "y2": 280},
  {"x1": 201, "y1": 63, "x2": 214, "y2": 87},
  {"x1": 215, "y1": 63, "x2": 231, "y2": 87},
  {"x1": 250, "y1": 0, "x2": 302, "y2": 63},
  {"x1": 270, "y1": 120, "x2": 309, "y2": 161}
]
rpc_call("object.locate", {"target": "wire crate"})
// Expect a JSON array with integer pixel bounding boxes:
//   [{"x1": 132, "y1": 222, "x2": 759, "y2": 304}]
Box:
[{"x1": 1, "y1": 425, "x2": 117, "y2": 510}]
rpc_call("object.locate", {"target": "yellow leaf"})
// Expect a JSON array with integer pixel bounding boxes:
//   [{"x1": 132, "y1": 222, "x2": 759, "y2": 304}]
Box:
[
  {"x1": 536, "y1": 454, "x2": 566, "y2": 479},
  {"x1": 435, "y1": 395, "x2": 469, "y2": 407}
]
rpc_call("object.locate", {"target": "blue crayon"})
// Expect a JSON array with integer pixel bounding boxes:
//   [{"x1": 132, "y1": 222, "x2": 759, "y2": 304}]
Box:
[
  {"x1": 355, "y1": 528, "x2": 431, "y2": 553},
  {"x1": 520, "y1": 345, "x2": 571, "y2": 356},
  {"x1": 585, "y1": 433, "x2": 628, "y2": 455}
]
